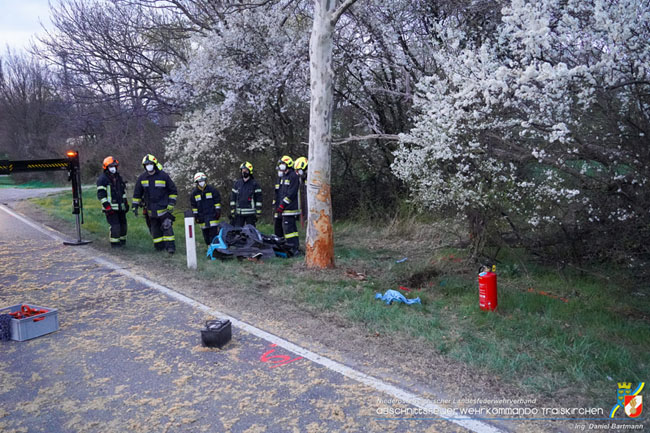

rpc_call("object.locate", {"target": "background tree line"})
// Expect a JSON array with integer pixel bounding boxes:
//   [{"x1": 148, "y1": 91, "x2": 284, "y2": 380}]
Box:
[{"x1": 1, "y1": 0, "x2": 648, "y2": 271}]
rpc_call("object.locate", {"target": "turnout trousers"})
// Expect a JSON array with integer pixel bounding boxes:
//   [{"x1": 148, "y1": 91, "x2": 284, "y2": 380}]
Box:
[
  {"x1": 201, "y1": 225, "x2": 219, "y2": 245},
  {"x1": 282, "y1": 215, "x2": 299, "y2": 253},
  {"x1": 233, "y1": 214, "x2": 257, "y2": 228},
  {"x1": 274, "y1": 215, "x2": 283, "y2": 238},
  {"x1": 149, "y1": 215, "x2": 175, "y2": 252},
  {"x1": 106, "y1": 211, "x2": 127, "y2": 247}
]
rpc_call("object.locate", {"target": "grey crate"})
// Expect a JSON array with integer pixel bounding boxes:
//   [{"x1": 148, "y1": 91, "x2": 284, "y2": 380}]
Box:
[{"x1": 0, "y1": 304, "x2": 59, "y2": 341}]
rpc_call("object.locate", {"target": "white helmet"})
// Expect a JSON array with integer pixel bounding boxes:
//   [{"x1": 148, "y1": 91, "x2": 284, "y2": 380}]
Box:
[{"x1": 193, "y1": 172, "x2": 207, "y2": 183}]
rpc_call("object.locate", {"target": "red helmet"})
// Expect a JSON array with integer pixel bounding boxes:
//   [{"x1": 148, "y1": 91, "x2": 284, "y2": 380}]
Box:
[{"x1": 103, "y1": 156, "x2": 118, "y2": 170}]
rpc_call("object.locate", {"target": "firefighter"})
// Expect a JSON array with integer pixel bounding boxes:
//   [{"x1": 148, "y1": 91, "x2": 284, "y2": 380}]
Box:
[
  {"x1": 190, "y1": 172, "x2": 221, "y2": 245},
  {"x1": 96, "y1": 156, "x2": 129, "y2": 247},
  {"x1": 274, "y1": 155, "x2": 301, "y2": 256},
  {"x1": 229, "y1": 161, "x2": 262, "y2": 227},
  {"x1": 294, "y1": 156, "x2": 308, "y2": 225},
  {"x1": 132, "y1": 154, "x2": 178, "y2": 254}
]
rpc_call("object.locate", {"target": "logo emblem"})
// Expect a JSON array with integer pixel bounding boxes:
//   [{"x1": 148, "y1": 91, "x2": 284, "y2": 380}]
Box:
[
  {"x1": 624, "y1": 395, "x2": 643, "y2": 418},
  {"x1": 610, "y1": 382, "x2": 644, "y2": 418}
]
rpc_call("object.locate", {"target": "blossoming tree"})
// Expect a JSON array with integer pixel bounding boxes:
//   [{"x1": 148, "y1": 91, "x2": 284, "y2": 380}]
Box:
[{"x1": 393, "y1": 0, "x2": 650, "y2": 260}]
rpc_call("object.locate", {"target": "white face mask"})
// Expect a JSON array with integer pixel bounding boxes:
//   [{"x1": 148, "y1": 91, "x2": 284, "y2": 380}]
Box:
[
  {"x1": 198, "y1": 181, "x2": 206, "y2": 188},
  {"x1": 145, "y1": 164, "x2": 154, "y2": 172},
  {"x1": 297, "y1": 169, "x2": 303, "y2": 176},
  {"x1": 279, "y1": 163, "x2": 287, "y2": 171},
  {"x1": 108, "y1": 166, "x2": 117, "y2": 174}
]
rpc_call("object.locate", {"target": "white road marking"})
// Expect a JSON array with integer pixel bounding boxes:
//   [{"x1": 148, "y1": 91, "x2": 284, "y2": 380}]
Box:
[
  {"x1": 2, "y1": 204, "x2": 502, "y2": 433},
  {"x1": 0, "y1": 205, "x2": 66, "y2": 242}
]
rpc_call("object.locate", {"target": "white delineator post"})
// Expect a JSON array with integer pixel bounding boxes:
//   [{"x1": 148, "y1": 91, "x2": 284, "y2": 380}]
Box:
[{"x1": 184, "y1": 210, "x2": 197, "y2": 269}]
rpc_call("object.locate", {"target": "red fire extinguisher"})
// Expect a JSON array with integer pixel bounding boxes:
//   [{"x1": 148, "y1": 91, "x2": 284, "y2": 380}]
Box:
[{"x1": 479, "y1": 265, "x2": 497, "y2": 311}]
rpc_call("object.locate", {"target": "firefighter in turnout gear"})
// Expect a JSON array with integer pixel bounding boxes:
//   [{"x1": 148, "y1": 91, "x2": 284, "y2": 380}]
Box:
[
  {"x1": 96, "y1": 156, "x2": 129, "y2": 247},
  {"x1": 274, "y1": 155, "x2": 301, "y2": 256},
  {"x1": 294, "y1": 156, "x2": 308, "y2": 226},
  {"x1": 230, "y1": 162, "x2": 262, "y2": 227},
  {"x1": 190, "y1": 172, "x2": 221, "y2": 245},
  {"x1": 132, "y1": 154, "x2": 178, "y2": 254}
]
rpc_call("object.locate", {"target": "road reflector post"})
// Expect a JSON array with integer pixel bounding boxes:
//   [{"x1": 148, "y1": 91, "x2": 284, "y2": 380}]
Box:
[{"x1": 184, "y1": 210, "x2": 197, "y2": 269}]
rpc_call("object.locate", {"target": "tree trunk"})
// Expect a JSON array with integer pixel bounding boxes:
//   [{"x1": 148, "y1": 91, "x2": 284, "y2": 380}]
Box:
[
  {"x1": 467, "y1": 208, "x2": 487, "y2": 260},
  {"x1": 306, "y1": 0, "x2": 337, "y2": 268}
]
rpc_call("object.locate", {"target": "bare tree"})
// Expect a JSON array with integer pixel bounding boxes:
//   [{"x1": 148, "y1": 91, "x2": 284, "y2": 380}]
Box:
[{"x1": 0, "y1": 50, "x2": 67, "y2": 159}]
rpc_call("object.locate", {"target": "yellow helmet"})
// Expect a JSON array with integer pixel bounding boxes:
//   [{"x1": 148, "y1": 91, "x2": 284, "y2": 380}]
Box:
[
  {"x1": 240, "y1": 161, "x2": 253, "y2": 174},
  {"x1": 142, "y1": 154, "x2": 162, "y2": 171},
  {"x1": 278, "y1": 155, "x2": 294, "y2": 169},
  {"x1": 294, "y1": 156, "x2": 308, "y2": 171},
  {"x1": 193, "y1": 172, "x2": 207, "y2": 183}
]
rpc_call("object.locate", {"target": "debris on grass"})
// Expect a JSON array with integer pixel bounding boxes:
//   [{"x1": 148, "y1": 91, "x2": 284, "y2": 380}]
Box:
[
  {"x1": 526, "y1": 287, "x2": 569, "y2": 303},
  {"x1": 344, "y1": 269, "x2": 367, "y2": 281},
  {"x1": 374, "y1": 289, "x2": 421, "y2": 305}
]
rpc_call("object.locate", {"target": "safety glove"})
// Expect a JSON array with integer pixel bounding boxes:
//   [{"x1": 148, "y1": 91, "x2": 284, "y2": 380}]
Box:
[
  {"x1": 124, "y1": 201, "x2": 130, "y2": 212},
  {"x1": 103, "y1": 205, "x2": 114, "y2": 215},
  {"x1": 276, "y1": 204, "x2": 285, "y2": 214},
  {"x1": 132, "y1": 205, "x2": 139, "y2": 217}
]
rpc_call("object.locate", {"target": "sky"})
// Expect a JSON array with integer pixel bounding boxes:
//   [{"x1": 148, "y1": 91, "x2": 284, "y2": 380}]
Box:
[{"x1": 0, "y1": 0, "x2": 53, "y2": 53}]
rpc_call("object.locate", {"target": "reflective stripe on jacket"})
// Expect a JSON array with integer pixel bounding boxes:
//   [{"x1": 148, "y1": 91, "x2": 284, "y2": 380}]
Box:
[
  {"x1": 277, "y1": 169, "x2": 300, "y2": 216},
  {"x1": 96, "y1": 171, "x2": 128, "y2": 211},
  {"x1": 190, "y1": 185, "x2": 221, "y2": 221},
  {"x1": 230, "y1": 177, "x2": 262, "y2": 216},
  {"x1": 133, "y1": 169, "x2": 178, "y2": 217}
]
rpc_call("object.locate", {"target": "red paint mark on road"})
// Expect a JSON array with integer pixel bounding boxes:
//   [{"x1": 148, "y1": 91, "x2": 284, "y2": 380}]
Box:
[{"x1": 260, "y1": 343, "x2": 303, "y2": 369}]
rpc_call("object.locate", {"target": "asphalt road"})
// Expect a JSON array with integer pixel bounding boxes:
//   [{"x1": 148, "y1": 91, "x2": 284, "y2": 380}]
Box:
[{"x1": 0, "y1": 191, "x2": 495, "y2": 433}]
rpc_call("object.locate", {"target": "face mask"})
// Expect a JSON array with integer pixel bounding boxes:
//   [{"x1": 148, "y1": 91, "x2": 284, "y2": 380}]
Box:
[
  {"x1": 277, "y1": 171, "x2": 284, "y2": 177},
  {"x1": 297, "y1": 169, "x2": 303, "y2": 176},
  {"x1": 279, "y1": 163, "x2": 287, "y2": 171},
  {"x1": 198, "y1": 181, "x2": 206, "y2": 188},
  {"x1": 242, "y1": 171, "x2": 250, "y2": 179},
  {"x1": 108, "y1": 167, "x2": 117, "y2": 174},
  {"x1": 145, "y1": 164, "x2": 154, "y2": 172}
]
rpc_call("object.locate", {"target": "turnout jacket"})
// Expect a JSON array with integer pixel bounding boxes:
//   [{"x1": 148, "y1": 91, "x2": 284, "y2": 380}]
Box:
[
  {"x1": 190, "y1": 185, "x2": 221, "y2": 223},
  {"x1": 96, "y1": 171, "x2": 128, "y2": 211},
  {"x1": 230, "y1": 177, "x2": 262, "y2": 216},
  {"x1": 277, "y1": 169, "x2": 300, "y2": 216},
  {"x1": 132, "y1": 169, "x2": 178, "y2": 217}
]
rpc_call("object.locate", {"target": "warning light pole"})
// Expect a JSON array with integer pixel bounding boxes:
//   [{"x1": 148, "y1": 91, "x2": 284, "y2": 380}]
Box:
[
  {"x1": 0, "y1": 151, "x2": 91, "y2": 245},
  {"x1": 63, "y1": 150, "x2": 90, "y2": 245}
]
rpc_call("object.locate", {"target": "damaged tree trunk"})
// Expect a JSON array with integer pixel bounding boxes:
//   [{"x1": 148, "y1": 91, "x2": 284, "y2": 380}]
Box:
[{"x1": 305, "y1": 0, "x2": 357, "y2": 269}]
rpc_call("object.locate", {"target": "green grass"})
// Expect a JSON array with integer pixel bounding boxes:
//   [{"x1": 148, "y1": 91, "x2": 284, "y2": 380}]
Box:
[
  {"x1": 28, "y1": 190, "x2": 650, "y2": 407},
  {"x1": 0, "y1": 175, "x2": 60, "y2": 188}
]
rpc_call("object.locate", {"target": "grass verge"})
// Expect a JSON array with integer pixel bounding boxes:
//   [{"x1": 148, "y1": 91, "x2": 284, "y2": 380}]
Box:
[
  {"x1": 0, "y1": 175, "x2": 59, "y2": 188},
  {"x1": 28, "y1": 189, "x2": 650, "y2": 408}
]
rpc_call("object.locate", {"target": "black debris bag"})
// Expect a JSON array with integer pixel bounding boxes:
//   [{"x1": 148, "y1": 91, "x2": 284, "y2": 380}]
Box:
[{"x1": 206, "y1": 222, "x2": 294, "y2": 260}]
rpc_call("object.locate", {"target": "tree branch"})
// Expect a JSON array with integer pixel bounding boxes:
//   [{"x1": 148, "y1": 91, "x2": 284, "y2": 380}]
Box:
[
  {"x1": 331, "y1": 0, "x2": 358, "y2": 25},
  {"x1": 332, "y1": 133, "x2": 400, "y2": 145}
]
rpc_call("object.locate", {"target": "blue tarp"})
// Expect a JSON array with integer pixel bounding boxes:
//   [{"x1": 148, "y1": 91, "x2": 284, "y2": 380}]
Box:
[{"x1": 374, "y1": 289, "x2": 421, "y2": 305}]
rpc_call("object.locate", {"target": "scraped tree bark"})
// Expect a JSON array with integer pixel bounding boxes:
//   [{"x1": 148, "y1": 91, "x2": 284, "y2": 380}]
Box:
[{"x1": 306, "y1": 0, "x2": 358, "y2": 269}]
